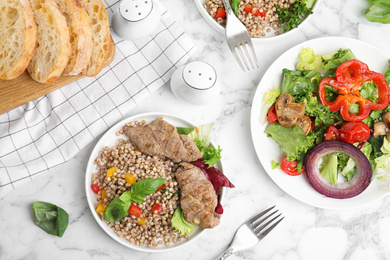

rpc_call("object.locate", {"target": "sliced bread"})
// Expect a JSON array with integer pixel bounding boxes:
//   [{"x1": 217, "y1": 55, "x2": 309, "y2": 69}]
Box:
[
  {"x1": 52, "y1": 0, "x2": 92, "y2": 75},
  {"x1": 78, "y1": 0, "x2": 110, "y2": 77},
  {"x1": 27, "y1": 0, "x2": 71, "y2": 83},
  {"x1": 0, "y1": 0, "x2": 37, "y2": 80},
  {"x1": 103, "y1": 36, "x2": 115, "y2": 68}
]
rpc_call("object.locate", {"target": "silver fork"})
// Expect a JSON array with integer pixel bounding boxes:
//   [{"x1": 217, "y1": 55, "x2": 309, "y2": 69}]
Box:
[
  {"x1": 215, "y1": 206, "x2": 284, "y2": 260},
  {"x1": 221, "y1": 0, "x2": 259, "y2": 71}
]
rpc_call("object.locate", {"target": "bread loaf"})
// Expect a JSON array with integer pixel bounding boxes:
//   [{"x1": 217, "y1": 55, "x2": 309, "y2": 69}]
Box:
[
  {"x1": 78, "y1": 0, "x2": 110, "y2": 77},
  {"x1": 27, "y1": 0, "x2": 71, "y2": 83},
  {"x1": 103, "y1": 36, "x2": 115, "y2": 68},
  {"x1": 52, "y1": 0, "x2": 92, "y2": 76},
  {"x1": 0, "y1": 0, "x2": 37, "y2": 80}
]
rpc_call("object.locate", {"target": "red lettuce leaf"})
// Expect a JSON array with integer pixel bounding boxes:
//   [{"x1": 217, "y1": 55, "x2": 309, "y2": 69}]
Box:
[{"x1": 193, "y1": 159, "x2": 235, "y2": 214}]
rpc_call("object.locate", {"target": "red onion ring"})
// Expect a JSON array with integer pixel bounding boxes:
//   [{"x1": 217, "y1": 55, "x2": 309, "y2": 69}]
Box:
[{"x1": 304, "y1": 140, "x2": 372, "y2": 199}]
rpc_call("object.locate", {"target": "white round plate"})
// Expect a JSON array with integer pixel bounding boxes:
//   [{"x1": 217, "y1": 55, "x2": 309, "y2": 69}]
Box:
[
  {"x1": 193, "y1": 0, "x2": 320, "y2": 43},
  {"x1": 85, "y1": 112, "x2": 225, "y2": 252},
  {"x1": 250, "y1": 36, "x2": 390, "y2": 209}
]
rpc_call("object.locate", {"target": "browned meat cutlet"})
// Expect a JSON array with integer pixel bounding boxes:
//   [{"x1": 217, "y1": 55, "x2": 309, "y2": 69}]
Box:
[
  {"x1": 124, "y1": 118, "x2": 203, "y2": 163},
  {"x1": 175, "y1": 162, "x2": 221, "y2": 229}
]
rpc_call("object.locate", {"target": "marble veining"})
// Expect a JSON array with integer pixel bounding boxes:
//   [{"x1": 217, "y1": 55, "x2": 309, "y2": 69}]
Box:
[{"x1": 1, "y1": 0, "x2": 390, "y2": 259}]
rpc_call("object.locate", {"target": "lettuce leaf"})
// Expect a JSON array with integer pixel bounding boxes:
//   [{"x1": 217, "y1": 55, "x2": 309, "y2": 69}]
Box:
[
  {"x1": 322, "y1": 49, "x2": 356, "y2": 77},
  {"x1": 340, "y1": 158, "x2": 356, "y2": 182},
  {"x1": 186, "y1": 123, "x2": 222, "y2": 167},
  {"x1": 264, "y1": 123, "x2": 315, "y2": 161},
  {"x1": 385, "y1": 59, "x2": 390, "y2": 84},
  {"x1": 319, "y1": 153, "x2": 338, "y2": 184},
  {"x1": 171, "y1": 206, "x2": 197, "y2": 236},
  {"x1": 188, "y1": 122, "x2": 214, "y2": 147},
  {"x1": 195, "y1": 139, "x2": 222, "y2": 167}
]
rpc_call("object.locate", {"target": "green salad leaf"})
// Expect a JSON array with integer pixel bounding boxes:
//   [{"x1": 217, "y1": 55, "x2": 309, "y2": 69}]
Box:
[
  {"x1": 281, "y1": 68, "x2": 321, "y2": 96},
  {"x1": 360, "y1": 81, "x2": 379, "y2": 103},
  {"x1": 271, "y1": 160, "x2": 281, "y2": 169},
  {"x1": 322, "y1": 49, "x2": 356, "y2": 76},
  {"x1": 171, "y1": 206, "x2": 197, "y2": 235},
  {"x1": 385, "y1": 59, "x2": 390, "y2": 84},
  {"x1": 298, "y1": 94, "x2": 342, "y2": 127},
  {"x1": 195, "y1": 139, "x2": 222, "y2": 167},
  {"x1": 296, "y1": 48, "x2": 333, "y2": 72},
  {"x1": 265, "y1": 123, "x2": 315, "y2": 161},
  {"x1": 263, "y1": 88, "x2": 281, "y2": 105},
  {"x1": 365, "y1": 0, "x2": 390, "y2": 24},
  {"x1": 319, "y1": 153, "x2": 338, "y2": 184},
  {"x1": 340, "y1": 158, "x2": 356, "y2": 181},
  {"x1": 187, "y1": 123, "x2": 222, "y2": 167},
  {"x1": 375, "y1": 138, "x2": 390, "y2": 168},
  {"x1": 32, "y1": 201, "x2": 69, "y2": 237}
]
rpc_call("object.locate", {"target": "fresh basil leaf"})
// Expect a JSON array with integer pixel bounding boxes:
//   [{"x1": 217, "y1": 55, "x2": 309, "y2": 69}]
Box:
[
  {"x1": 130, "y1": 178, "x2": 166, "y2": 198},
  {"x1": 32, "y1": 201, "x2": 69, "y2": 237},
  {"x1": 103, "y1": 191, "x2": 132, "y2": 222},
  {"x1": 131, "y1": 194, "x2": 145, "y2": 204},
  {"x1": 365, "y1": 1, "x2": 390, "y2": 24},
  {"x1": 176, "y1": 127, "x2": 195, "y2": 135},
  {"x1": 231, "y1": 0, "x2": 240, "y2": 17}
]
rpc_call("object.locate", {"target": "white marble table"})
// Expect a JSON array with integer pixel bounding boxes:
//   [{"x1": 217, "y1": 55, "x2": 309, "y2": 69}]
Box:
[{"x1": 2, "y1": 0, "x2": 390, "y2": 259}]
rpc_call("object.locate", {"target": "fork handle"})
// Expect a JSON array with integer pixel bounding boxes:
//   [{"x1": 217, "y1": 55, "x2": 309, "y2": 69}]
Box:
[
  {"x1": 221, "y1": 0, "x2": 234, "y2": 16},
  {"x1": 215, "y1": 246, "x2": 234, "y2": 260}
]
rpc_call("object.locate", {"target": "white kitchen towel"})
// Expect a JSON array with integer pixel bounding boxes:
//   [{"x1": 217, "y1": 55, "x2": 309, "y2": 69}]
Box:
[{"x1": 0, "y1": 0, "x2": 196, "y2": 195}]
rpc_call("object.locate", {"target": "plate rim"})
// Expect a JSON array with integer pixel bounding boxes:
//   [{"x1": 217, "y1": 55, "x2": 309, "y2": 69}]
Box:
[
  {"x1": 193, "y1": 0, "x2": 321, "y2": 43},
  {"x1": 85, "y1": 112, "x2": 225, "y2": 252},
  {"x1": 250, "y1": 36, "x2": 390, "y2": 210}
]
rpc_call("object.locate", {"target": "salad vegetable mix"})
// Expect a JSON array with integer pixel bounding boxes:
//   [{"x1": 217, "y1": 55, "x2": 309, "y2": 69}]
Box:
[{"x1": 263, "y1": 48, "x2": 390, "y2": 198}]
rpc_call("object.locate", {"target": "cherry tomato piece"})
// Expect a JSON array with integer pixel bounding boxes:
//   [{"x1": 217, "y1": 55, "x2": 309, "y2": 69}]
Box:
[
  {"x1": 339, "y1": 122, "x2": 370, "y2": 144},
  {"x1": 215, "y1": 7, "x2": 226, "y2": 19},
  {"x1": 244, "y1": 4, "x2": 253, "y2": 14},
  {"x1": 128, "y1": 205, "x2": 142, "y2": 217},
  {"x1": 91, "y1": 183, "x2": 100, "y2": 194},
  {"x1": 156, "y1": 184, "x2": 164, "y2": 191},
  {"x1": 268, "y1": 105, "x2": 278, "y2": 124},
  {"x1": 281, "y1": 156, "x2": 304, "y2": 176},
  {"x1": 151, "y1": 203, "x2": 163, "y2": 214},
  {"x1": 325, "y1": 125, "x2": 340, "y2": 141}
]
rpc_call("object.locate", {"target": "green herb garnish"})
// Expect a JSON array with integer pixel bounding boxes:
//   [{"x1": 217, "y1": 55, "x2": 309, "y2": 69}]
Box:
[
  {"x1": 32, "y1": 201, "x2": 69, "y2": 237},
  {"x1": 275, "y1": 0, "x2": 313, "y2": 33},
  {"x1": 104, "y1": 178, "x2": 166, "y2": 222},
  {"x1": 231, "y1": 0, "x2": 240, "y2": 17}
]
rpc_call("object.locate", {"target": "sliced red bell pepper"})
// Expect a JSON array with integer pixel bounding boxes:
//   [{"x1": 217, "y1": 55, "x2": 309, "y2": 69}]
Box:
[
  {"x1": 319, "y1": 59, "x2": 390, "y2": 121},
  {"x1": 244, "y1": 4, "x2": 253, "y2": 14},
  {"x1": 253, "y1": 9, "x2": 266, "y2": 17},
  {"x1": 215, "y1": 7, "x2": 226, "y2": 19}
]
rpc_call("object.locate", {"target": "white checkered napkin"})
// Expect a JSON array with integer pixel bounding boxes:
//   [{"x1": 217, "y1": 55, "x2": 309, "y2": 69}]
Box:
[{"x1": 0, "y1": 0, "x2": 196, "y2": 195}]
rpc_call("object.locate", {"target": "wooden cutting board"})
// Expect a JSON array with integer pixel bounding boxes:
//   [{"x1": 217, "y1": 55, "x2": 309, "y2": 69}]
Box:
[{"x1": 0, "y1": 71, "x2": 84, "y2": 115}]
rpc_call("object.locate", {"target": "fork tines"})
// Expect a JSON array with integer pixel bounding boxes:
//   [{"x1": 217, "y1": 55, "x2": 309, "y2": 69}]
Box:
[
  {"x1": 230, "y1": 41, "x2": 259, "y2": 72},
  {"x1": 248, "y1": 206, "x2": 284, "y2": 238}
]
